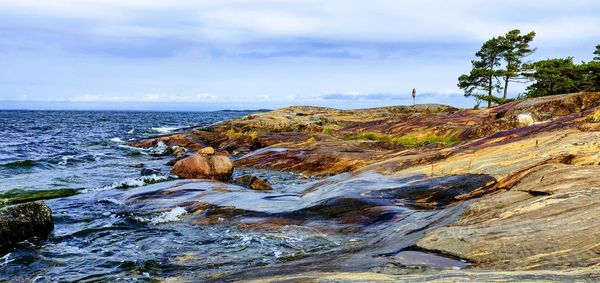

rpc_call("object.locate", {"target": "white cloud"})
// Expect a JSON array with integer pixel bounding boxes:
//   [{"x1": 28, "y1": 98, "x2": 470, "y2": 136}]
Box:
[
  {"x1": 2, "y1": 0, "x2": 600, "y2": 45},
  {"x1": 1, "y1": 1, "x2": 598, "y2": 110}
]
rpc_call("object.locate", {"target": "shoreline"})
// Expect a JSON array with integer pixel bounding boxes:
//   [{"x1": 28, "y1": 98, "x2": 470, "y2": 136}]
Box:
[{"x1": 2, "y1": 91, "x2": 600, "y2": 281}]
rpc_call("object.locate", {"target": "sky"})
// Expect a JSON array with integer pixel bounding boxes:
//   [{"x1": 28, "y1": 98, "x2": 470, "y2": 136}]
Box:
[{"x1": 1, "y1": 0, "x2": 599, "y2": 111}]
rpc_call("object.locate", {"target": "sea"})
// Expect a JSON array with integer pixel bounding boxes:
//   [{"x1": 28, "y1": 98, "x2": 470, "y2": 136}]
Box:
[{"x1": 0, "y1": 110, "x2": 332, "y2": 281}]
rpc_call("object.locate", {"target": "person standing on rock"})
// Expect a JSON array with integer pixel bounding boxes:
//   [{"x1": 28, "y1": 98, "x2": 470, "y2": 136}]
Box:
[{"x1": 412, "y1": 88, "x2": 416, "y2": 106}]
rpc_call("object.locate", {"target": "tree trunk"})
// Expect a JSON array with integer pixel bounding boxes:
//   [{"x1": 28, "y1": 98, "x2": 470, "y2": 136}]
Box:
[
  {"x1": 488, "y1": 77, "x2": 493, "y2": 108},
  {"x1": 503, "y1": 75, "x2": 509, "y2": 100},
  {"x1": 503, "y1": 60, "x2": 512, "y2": 100}
]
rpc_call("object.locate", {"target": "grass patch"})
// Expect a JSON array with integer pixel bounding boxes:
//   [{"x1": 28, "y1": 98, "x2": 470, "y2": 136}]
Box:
[
  {"x1": 346, "y1": 132, "x2": 459, "y2": 147},
  {"x1": 590, "y1": 109, "x2": 600, "y2": 122},
  {"x1": 321, "y1": 126, "x2": 336, "y2": 134},
  {"x1": 225, "y1": 129, "x2": 258, "y2": 140}
]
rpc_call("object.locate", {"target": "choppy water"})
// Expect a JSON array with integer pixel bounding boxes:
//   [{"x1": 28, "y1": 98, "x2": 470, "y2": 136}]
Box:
[
  {"x1": 0, "y1": 110, "x2": 248, "y2": 191},
  {"x1": 0, "y1": 110, "x2": 333, "y2": 281}
]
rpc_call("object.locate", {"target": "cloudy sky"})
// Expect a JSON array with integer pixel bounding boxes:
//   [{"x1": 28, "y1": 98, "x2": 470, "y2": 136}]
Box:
[{"x1": 1, "y1": 0, "x2": 599, "y2": 110}]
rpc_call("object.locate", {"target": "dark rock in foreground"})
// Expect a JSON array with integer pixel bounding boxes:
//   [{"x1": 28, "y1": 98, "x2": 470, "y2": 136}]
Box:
[{"x1": 0, "y1": 201, "x2": 53, "y2": 253}]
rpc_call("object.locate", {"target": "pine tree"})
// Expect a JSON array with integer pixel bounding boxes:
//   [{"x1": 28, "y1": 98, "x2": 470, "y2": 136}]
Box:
[
  {"x1": 458, "y1": 37, "x2": 504, "y2": 107},
  {"x1": 594, "y1": 44, "x2": 600, "y2": 61},
  {"x1": 524, "y1": 58, "x2": 578, "y2": 97},
  {"x1": 498, "y1": 30, "x2": 536, "y2": 100}
]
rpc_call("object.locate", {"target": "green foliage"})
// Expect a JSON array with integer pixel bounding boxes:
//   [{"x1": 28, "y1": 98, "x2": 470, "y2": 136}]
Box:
[
  {"x1": 321, "y1": 126, "x2": 336, "y2": 134},
  {"x1": 458, "y1": 37, "x2": 505, "y2": 108},
  {"x1": 346, "y1": 132, "x2": 459, "y2": 147},
  {"x1": 524, "y1": 57, "x2": 600, "y2": 97},
  {"x1": 225, "y1": 129, "x2": 258, "y2": 140},
  {"x1": 459, "y1": 29, "x2": 536, "y2": 107},
  {"x1": 594, "y1": 44, "x2": 600, "y2": 61},
  {"x1": 497, "y1": 30, "x2": 536, "y2": 99}
]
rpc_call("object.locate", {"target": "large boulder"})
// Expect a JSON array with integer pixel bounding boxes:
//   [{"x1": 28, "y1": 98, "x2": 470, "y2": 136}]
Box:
[
  {"x1": 0, "y1": 201, "x2": 53, "y2": 253},
  {"x1": 170, "y1": 154, "x2": 233, "y2": 181}
]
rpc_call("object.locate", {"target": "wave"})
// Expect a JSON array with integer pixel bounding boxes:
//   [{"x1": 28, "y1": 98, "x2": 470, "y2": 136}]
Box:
[
  {"x1": 100, "y1": 174, "x2": 170, "y2": 191},
  {"x1": 135, "y1": 207, "x2": 187, "y2": 224},
  {"x1": 110, "y1": 137, "x2": 124, "y2": 143},
  {"x1": 117, "y1": 144, "x2": 150, "y2": 156},
  {"x1": 58, "y1": 155, "x2": 75, "y2": 166},
  {"x1": 1, "y1": 159, "x2": 37, "y2": 168},
  {"x1": 150, "y1": 127, "x2": 180, "y2": 134}
]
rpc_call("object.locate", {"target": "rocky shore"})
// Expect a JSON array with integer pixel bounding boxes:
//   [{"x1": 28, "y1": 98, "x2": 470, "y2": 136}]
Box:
[
  {"x1": 4, "y1": 92, "x2": 599, "y2": 281},
  {"x1": 126, "y1": 91, "x2": 600, "y2": 281}
]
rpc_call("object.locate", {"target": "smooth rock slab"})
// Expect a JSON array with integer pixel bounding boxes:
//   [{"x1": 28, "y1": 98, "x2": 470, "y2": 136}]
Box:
[
  {"x1": 0, "y1": 201, "x2": 53, "y2": 253},
  {"x1": 417, "y1": 164, "x2": 600, "y2": 269}
]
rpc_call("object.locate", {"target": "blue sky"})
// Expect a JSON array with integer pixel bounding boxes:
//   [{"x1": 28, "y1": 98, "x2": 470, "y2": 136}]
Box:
[{"x1": 1, "y1": 0, "x2": 599, "y2": 111}]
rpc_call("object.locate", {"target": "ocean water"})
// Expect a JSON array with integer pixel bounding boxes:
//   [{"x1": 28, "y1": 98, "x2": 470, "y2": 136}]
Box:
[
  {"x1": 0, "y1": 110, "x2": 250, "y2": 191},
  {"x1": 0, "y1": 110, "x2": 334, "y2": 281}
]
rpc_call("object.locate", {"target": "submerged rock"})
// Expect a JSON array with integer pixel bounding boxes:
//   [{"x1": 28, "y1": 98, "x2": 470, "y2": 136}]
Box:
[
  {"x1": 171, "y1": 154, "x2": 233, "y2": 181},
  {"x1": 0, "y1": 201, "x2": 53, "y2": 253},
  {"x1": 233, "y1": 175, "x2": 272, "y2": 191},
  {"x1": 141, "y1": 168, "x2": 161, "y2": 176},
  {"x1": 148, "y1": 141, "x2": 173, "y2": 156}
]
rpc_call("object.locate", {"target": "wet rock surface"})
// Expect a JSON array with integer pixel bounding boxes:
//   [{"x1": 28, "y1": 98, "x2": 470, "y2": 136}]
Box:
[
  {"x1": 417, "y1": 163, "x2": 600, "y2": 269},
  {"x1": 33, "y1": 91, "x2": 598, "y2": 281},
  {"x1": 0, "y1": 201, "x2": 53, "y2": 253}
]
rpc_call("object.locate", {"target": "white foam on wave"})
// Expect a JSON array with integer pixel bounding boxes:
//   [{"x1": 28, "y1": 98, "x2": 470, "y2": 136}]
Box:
[
  {"x1": 97, "y1": 174, "x2": 169, "y2": 191},
  {"x1": 0, "y1": 253, "x2": 14, "y2": 267},
  {"x1": 58, "y1": 155, "x2": 75, "y2": 166},
  {"x1": 136, "y1": 207, "x2": 188, "y2": 224},
  {"x1": 110, "y1": 137, "x2": 124, "y2": 143},
  {"x1": 128, "y1": 128, "x2": 135, "y2": 134},
  {"x1": 117, "y1": 144, "x2": 149, "y2": 155},
  {"x1": 151, "y1": 127, "x2": 181, "y2": 133}
]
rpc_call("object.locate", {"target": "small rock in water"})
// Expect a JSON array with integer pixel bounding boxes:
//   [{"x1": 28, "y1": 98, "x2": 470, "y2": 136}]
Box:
[
  {"x1": 172, "y1": 146, "x2": 186, "y2": 157},
  {"x1": 149, "y1": 141, "x2": 173, "y2": 156},
  {"x1": 233, "y1": 175, "x2": 273, "y2": 190},
  {"x1": 132, "y1": 163, "x2": 144, "y2": 168},
  {"x1": 141, "y1": 168, "x2": 161, "y2": 176}
]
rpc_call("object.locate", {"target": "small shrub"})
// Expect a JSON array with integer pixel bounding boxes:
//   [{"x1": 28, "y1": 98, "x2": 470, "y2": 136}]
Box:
[{"x1": 305, "y1": 137, "x2": 317, "y2": 143}]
